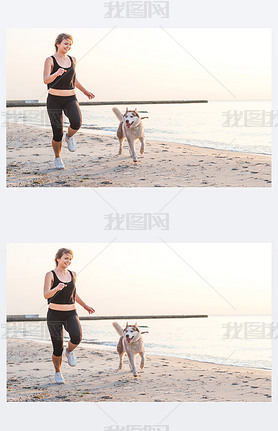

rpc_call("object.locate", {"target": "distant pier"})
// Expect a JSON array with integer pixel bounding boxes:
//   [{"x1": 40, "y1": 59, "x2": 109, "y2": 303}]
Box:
[
  {"x1": 7, "y1": 314, "x2": 208, "y2": 322},
  {"x1": 6, "y1": 99, "x2": 208, "y2": 108}
]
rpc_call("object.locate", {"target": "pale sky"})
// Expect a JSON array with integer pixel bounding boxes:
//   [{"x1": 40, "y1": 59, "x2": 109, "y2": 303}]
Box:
[
  {"x1": 7, "y1": 243, "x2": 271, "y2": 317},
  {"x1": 6, "y1": 28, "x2": 271, "y2": 101}
]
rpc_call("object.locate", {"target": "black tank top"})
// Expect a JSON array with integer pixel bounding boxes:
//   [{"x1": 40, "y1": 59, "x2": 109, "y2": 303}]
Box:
[
  {"x1": 48, "y1": 270, "x2": 76, "y2": 304},
  {"x1": 47, "y1": 55, "x2": 76, "y2": 90}
]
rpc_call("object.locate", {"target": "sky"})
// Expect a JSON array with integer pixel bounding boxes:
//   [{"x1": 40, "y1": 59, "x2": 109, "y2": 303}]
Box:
[
  {"x1": 6, "y1": 28, "x2": 271, "y2": 102},
  {"x1": 6, "y1": 243, "x2": 271, "y2": 317}
]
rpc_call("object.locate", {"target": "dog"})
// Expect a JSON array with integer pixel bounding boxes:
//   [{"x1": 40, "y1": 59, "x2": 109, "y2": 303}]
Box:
[
  {"x1": 112, "y1": 322, "x2": 148, "y2": 377},
  {"x1": 112, "y1": 107, "x2": 147, "y2": 162}
]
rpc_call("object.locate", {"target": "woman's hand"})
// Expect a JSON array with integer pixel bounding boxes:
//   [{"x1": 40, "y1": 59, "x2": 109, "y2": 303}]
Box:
[
  {"x1": 56, "y1": 68, "x2": 66, "y2": 77},
  {"x1": 84, "y1": 304, "x2": 95, "y2": 314},
  {"x1": 84, "y1": 90, "x2": 95, "y2": 100},
  {"x1": 55, "y1": 282, "x2": 66, "y2": 292}
]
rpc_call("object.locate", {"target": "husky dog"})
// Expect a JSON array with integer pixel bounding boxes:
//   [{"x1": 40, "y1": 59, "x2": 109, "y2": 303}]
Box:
[
  {"x1": 112, "y1": 107, "x2": 147, "y2": 162},
  {"x1": 112, "y1": 322, "x2": 148, "y2": 377}
]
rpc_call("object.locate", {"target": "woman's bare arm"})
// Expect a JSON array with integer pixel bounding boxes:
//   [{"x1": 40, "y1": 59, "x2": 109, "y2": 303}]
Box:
[
  {"x1": 75, "y1": 293, "x2": 95, "y2": 314},
  {"x1": 75, "y1": 79, "x2": 95, "y2": 99},
  {"x1": 43, "y1": 272, "x2": 65, "y2": 299},
  {"x1": 75, "y1": 293, "x2": 87, "y2": 308},
  {"x1": 43, "y1": 57, "x2": 66, "y2": 84}
]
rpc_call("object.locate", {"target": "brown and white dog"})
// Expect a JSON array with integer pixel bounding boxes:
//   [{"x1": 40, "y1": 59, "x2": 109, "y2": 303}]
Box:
[
  {"x1": 112, "y1": 322, "x2": 148, "y2": 377},
  {"x1": 112, "y1": 107, "x2": 147, "y2": 162}
]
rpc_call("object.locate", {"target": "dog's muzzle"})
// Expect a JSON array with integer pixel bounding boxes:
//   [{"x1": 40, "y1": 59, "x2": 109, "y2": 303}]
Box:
[
  {"x1": 126, "y1": 335, "x2": 133, "y2": 343},
  {"x1": 125, "y1": 121, "x2": 133, "y2": 129}
]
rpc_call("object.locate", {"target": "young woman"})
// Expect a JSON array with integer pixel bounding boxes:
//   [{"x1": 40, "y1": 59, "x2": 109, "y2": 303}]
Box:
[
  {"x1": 44, "y1": 248, "x2": 95, "y2": 384},
  {"x1": 43, "y1": 33, "x2": 95, "y2": 169}
]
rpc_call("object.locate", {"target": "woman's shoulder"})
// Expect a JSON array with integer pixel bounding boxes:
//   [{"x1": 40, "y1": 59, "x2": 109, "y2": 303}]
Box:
[
  {"x1": 70, "y1": 56, "x2": 76, "y2": 64},
  {"x1": 45, "y1": 56, "x2": 54, "y2": 64},
  {"x1": 71, "y1": 270, "x2": 77, "y2": 279},
  {"x1": 45, "y1": 270, "x2": 54, "y2": 278}
]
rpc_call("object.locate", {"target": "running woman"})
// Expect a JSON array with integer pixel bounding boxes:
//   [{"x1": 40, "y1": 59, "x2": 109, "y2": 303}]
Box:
[
  {"x1": 43, "y1": 33, "x2": 95, "y2": 169},
  {"x1": 44, "y1": 248, "x2": 95, "y2": 384}
]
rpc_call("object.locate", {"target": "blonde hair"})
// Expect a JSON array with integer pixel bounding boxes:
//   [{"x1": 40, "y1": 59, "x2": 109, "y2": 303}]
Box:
[
  {"x1": 54, "y1": 33, "x2": 73, "y2": 52},
  {"x1": 55, "y1": 248, "x2": 73, "y2": 266}
]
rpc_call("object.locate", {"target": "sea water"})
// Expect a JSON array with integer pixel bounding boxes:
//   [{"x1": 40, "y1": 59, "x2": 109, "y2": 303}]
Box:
[
  {"x1": 6, "y1": 315, "x2": 272, "y2": 370},
  {"x1": 6, "y1": 101, "x2": 272, "y2": 155}
]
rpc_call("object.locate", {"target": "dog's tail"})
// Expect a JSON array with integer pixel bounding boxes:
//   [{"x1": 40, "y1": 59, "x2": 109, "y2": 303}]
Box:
[
  {"x1": 112, "y1": 107, "x2": 124, "y2": 122},
  {"x1": 112, "y1": 322, "x2": 124, "y2": 336}
]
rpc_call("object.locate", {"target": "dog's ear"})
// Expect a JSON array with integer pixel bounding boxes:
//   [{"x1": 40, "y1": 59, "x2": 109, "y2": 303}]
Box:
[
  {"x1": 134, "y1": 108, "x2": 138, "y2": 113},
  {"x1": 125, "y1": 107, "x2": 128, "y2": 114},
  {"x1": 125, "y1": 322, "x2": 129, "y2": 328}
]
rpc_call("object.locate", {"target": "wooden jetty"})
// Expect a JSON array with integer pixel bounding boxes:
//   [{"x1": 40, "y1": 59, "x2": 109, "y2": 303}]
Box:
[
  {"x1": 7, "y1": 314, "x2": 208, "y2": 322},
  {"x1": 6, "y1": 99, "x2": 208, "y2": 108}
]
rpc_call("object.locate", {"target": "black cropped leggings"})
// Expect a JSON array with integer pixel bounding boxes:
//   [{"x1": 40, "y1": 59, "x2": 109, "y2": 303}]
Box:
[
  {"x1": 47, "y1": 94, "x2": 82, "y2": 142},
  {"x1": 47, "y1": 308, "x2": 82, "y2": 357}
]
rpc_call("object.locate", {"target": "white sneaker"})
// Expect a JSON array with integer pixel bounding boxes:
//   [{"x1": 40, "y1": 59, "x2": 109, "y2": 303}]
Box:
[
  {"x1": 65, "y1": 348, "x2": 76, "y2": 367},
  {"x1": 54, "y1": 157, "x2": 65, "y2": 169},
  {"x1": 55, "y1": 371, "x2": 65, "y2": 384},
  {"x1": 65, "y1": 133, "x2": 76, "y2": 152}
]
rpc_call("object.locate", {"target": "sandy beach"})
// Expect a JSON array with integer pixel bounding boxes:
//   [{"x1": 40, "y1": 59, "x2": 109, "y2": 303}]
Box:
[
  {"x1": 7, "y1": 338, "x2": 271, "y2": 402},
  {"x1": 6, "y1": 123, "x2": 271, "y2": 187}
]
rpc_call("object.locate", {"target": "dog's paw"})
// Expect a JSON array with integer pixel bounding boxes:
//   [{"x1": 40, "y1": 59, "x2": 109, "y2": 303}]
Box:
[{"x1": 133, "y1": 159, "x2": 138, "y2": 163}]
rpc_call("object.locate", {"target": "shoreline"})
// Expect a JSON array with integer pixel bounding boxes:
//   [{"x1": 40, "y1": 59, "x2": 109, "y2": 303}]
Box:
[
  {"x1": 8, "y1": 336, "x2": 271, "y2": 372},
  {"x1": 6, "y1": 123, "x2": 271, "y2": 187},
  {"x1": 6, "y1": 121, "x2": 271, "y2": 157},
  {"x1": 7, "y1": 338, "x2": 271, "y2": 402}
]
